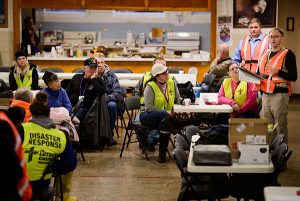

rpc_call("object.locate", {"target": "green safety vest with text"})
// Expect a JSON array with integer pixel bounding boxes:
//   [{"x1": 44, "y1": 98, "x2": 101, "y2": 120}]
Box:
[
  {"x1": 14, "y1": 68, "x2": 34, "y2": 89},
  {"x1": 147, "y1": 79, "x2": 175, "y2": 110},
  {"x1": 22, "y1": 122, "x2": 66, "y2": 181}
]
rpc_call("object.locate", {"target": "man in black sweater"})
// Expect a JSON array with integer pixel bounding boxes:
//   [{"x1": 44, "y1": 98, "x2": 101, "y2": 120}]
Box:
[{"x1": 67, "y1": 58, "x2": 106, "y2": 121}]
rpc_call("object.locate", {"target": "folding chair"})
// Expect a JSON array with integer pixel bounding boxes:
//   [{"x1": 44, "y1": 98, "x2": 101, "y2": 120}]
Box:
[
  {"x1": 119, "y1": 95, "x2": 152, "y2": 160},
  {"x1": 173, "y1": 149, "x2": 230, "y2": 201},
  {"x1": 114, "y1": 86, "x2": 127, "y2": 138},
  {"x1": 70, "y1": 98, "x2": 85, "y2": 161},
  {"x1": 31, "y1": 156, "x2": 63, "y2": 201}
]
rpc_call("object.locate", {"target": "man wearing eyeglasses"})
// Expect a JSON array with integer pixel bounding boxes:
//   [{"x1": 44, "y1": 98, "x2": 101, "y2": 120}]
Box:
[
  {"x1": 96, "y1": 56, "x2": 124, "y2": 133},
  {"x1": 258, "y1": 28, "x2": 298, "y2": 143},
  {"x1": 233, "y1": 18, "x2": 270, "y2": 73}
]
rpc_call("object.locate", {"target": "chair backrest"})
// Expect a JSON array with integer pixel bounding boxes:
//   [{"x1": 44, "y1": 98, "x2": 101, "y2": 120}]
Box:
[
  {"x1": 41, "y1": 67, "x2": 64, "y2": 73},
  {"x1": 270, "y1": 134, "x2": 285, "y2": 153},
  {"x1": 111, "y1": 68, "x2": 132, "y2": 73},
  {"x1": 201, "y1": 74, "x2": 216, "y2": 92},
  {"x1": 175, "y1": 134, "x2": 190, "y2": 151},
  {"x1": 0, "y1": 67, "x2": 10, "y2": 72},
  {"x1": 125, "y1": 96, "x2": 141, "y2": 111},
  {"x1": 214, "y1": 75, "x2": 228, "y2": 92},
  {"x1": 271, "y1": 143, "x2": 288, "y2": 174},
  {"x1": 72, "y1": 68, "x2": 84, "y2": 73},
  {"x1": 173, "y1": 149, "x2": 189, "y2": 174},
  {"x1": 168, "y1": 67, "x2": 182, "y2": 74}
]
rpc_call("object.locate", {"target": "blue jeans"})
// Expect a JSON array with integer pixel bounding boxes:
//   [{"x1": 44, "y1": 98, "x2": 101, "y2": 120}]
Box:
[
  {"x1": 75, "y1": 107, "x2": 89, "y2": 122},
  {"x1": 140, "y1": 110, "x2": 169, "y2": 132},
  {"x1": 107, "y1": 101, "x2": 117, "y2": 130}
]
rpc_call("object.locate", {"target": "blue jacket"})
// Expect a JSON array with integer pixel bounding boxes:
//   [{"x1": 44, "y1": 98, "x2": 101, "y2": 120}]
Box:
[{"x1": 41, "y1": 87, "x2": 72, "y2": 115}]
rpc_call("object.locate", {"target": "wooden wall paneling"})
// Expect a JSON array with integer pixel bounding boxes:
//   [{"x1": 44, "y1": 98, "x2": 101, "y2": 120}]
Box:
[
  {"x1": 148, "y1": 0, "x2": 209, "y2": 11},
  {"x1": 84, "y1": 0, "x2": 146, "y2": 10},
  {"x1": 209, "y1": 0, "x2": 216, "y2": 60},
  {"x1": 20, "y1": 0, "x2": 82, "y2": 9},
  {"x1": 13, "y1": 0, "x2": 21, "y2": 53}
]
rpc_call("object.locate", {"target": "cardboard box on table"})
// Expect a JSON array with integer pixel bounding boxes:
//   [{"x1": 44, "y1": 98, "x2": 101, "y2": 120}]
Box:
[{"x1": 229, "y1": 118, "x2": 269, "y2": 159}]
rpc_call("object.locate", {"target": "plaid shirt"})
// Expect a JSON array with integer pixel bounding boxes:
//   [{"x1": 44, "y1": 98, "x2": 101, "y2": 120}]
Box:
[{"x1": 100, "y1": 69, "x2": 123, "y2": 102}]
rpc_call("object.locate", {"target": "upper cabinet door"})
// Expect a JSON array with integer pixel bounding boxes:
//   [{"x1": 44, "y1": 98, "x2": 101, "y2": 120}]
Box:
[{"x1": 20, "y1": 0, "x2": 210, "y2": 11}]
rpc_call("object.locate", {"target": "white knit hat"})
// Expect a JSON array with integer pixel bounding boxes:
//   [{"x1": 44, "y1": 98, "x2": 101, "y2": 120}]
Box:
[{"x1": 151, "y1": 63, "x2": 168, "y2": 77}]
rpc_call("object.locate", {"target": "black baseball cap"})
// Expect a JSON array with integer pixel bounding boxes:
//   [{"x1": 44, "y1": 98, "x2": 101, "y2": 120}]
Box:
[{"x1": 84, "y1": 58, "x2": 97, "y2": 67}]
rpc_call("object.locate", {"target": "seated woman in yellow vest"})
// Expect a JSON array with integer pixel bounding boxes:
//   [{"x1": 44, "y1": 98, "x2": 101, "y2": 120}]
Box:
[
  {"x1": 218, "y1": 62, "x2": 258, "y2": 118},
  {"x1": 19, "y1": 92, "x2": 77, "y2": 200},
  {"x1": 9, "y1": 50, "x2": 39, "y2": 91},
  {"x1": 140, "y1": 63, "x2": 183, "y2": 163}
]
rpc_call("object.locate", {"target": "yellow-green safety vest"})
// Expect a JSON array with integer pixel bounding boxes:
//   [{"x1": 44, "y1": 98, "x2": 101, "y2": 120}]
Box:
[
  {"x1": 147, "y1": 78, "x2": 175, "y2": 110},
  {"x1": 14, "y1": 68, "x2": 34, "y2": 89},
  {"x1": 140, "y1": 72, "x2": 174, "y2": 105},
  {"x1": 223, "y1": 78, "x2": 248, "y2": 107},
  {"x1": 22, "y1": 122, "x2": 67, "y2": 181}
]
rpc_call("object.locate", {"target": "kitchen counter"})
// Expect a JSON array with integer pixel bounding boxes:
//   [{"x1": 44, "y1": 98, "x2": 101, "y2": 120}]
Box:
[
  {"x1": 27, "y1": 56, "x2": 211, "y2": 82},
  {"x1": 27, "y1": 56, "x2": 210, "y2": 62}
]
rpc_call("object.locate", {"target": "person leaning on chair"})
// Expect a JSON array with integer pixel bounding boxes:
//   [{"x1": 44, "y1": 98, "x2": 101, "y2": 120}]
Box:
[
  {"x1": 140, "y1": 63, "x2": 184, "y2": 163},
  {"x1": 95, "y1": 56, "x2": 124, "y2": 132},
  {"x1": 258, "y1": 27, "x2": 298, "y2": 144},
  {"x1": 19, "y1": 92, "x2": 77, "y2": 200},
  {"x1": 66, "y1": 58, "x2": 106, "y2": 122},
  {"x1": 9, "y1": 50, "x2": 39, "y2": 91},
  {"x1": 202, "y1": 44, "x2": 231, "y2": 89}
]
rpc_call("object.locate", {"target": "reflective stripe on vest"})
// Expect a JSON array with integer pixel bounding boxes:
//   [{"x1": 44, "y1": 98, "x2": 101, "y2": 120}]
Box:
[
  {"x1": 14, "y1": 68, "x2": 34, "y2": 89},
  {"x1": 140, "y1": 73, "x2": 175, "y2": 105},
  {"x1": 241, "y1": 35, "x2": 269, "y2": 73},
  {"x1": 259, "y1": 48, "x2": 292, "y2": 95},
  {"x1": 223, "y1": 78, "x2": 248, "y2": 107},
  {"x1": 0, "y1": 112, "x2": 32, "y2": 201},
  {"x1": 147, "y1": 79, "x2": 176, "y2": 110},
  {"x1": 22, "y1": 122, "x2": 66, "y2": 181}
]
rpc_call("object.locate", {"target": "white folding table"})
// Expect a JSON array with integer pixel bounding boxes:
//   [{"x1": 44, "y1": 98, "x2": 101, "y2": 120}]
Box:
[{"x1": 264, "y1": 186, "x2": 300, "y2": 201}]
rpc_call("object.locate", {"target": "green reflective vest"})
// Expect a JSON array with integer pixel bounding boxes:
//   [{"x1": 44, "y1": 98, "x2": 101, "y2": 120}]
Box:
[
  {"x1": 14, "y1": 68, "x2": 34, "y2": 89},
  {"x1": 22, "y1": 122, "x2": 66, "y2": 181},
  {"x1": 140, "y1": 72, "x2": 174, "y2": 105},
  {"x1": 147, "y1": 79, "x2": 175, "y2": 110}
]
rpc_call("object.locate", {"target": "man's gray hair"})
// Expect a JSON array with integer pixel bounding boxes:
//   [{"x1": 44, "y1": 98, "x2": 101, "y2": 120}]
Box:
[{"x1": 14, "y1": 87, "x2": 33, "y2": 103}]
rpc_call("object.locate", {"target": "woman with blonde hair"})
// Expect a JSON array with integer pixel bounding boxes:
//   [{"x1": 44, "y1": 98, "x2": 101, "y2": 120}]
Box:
[{"x1": 9, "y1": 50, "x2": 39, "y2": 91}]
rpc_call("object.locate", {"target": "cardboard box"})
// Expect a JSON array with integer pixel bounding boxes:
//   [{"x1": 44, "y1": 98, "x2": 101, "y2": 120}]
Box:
[
  {"x1": 229, "y1": 118, "x2": 268, "y2": 159},
  {"x1": 238, "y1": 142, "x2": 269, "y2": 164}
]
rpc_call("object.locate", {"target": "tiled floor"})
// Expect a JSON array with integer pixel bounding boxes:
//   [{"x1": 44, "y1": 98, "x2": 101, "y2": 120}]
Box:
[{"x1": 71, "y1": 97, "x2": 300, "y2": 201}]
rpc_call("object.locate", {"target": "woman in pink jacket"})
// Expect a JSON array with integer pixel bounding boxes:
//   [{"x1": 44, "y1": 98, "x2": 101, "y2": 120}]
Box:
[{"x1": 218, "y1": 62, "x2": 258, "y2": 118}]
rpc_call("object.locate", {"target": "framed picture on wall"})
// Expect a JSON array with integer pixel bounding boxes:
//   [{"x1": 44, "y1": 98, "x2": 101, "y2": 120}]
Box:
[
  {"x1": 0, "y1": 0, "x2": 8, "y2": 28},
  {"x1": 233, "y1": 0, "x2": 277, "y2": 28}
]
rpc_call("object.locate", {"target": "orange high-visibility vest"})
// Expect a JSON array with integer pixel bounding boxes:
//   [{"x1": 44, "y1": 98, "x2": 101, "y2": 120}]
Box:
[
  {"x1": 0, "y1": 112, "x2": 32, "y2": 201},
  {"x1": 241, "y1": 35, "x2": 269, "y2": 73},
  {"x1": 259, "y1": 48, "x2": 292, "y2": 95}
]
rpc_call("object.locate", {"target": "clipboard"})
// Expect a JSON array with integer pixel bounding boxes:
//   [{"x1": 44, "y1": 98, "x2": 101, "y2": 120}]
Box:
[{"x1": 239, "y1": 67, "x2": 264, "y2": 84}]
